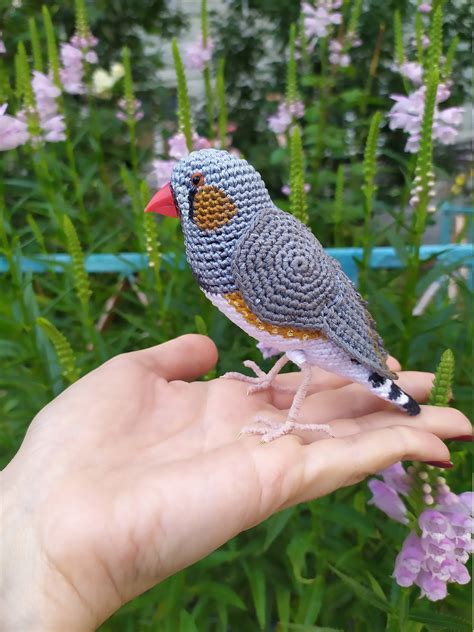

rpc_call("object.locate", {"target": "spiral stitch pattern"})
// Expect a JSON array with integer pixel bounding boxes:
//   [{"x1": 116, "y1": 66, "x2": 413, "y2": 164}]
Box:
[
  {"x1": 232, "y1": 208, "x2": 394, "y2": 378},
  {"x1": 169, "y1": 149, "x2": 393, "y2": 379}
]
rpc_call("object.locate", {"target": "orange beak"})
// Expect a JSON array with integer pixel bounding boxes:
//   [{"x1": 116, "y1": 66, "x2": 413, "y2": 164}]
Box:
[{"x1": 144, "y1": 182, "x2": 179, "y2": 218}]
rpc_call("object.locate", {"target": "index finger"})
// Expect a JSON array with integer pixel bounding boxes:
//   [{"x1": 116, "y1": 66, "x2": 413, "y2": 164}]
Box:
[{"x1": 292, "y1": 425, "x2": 450, "y2": 505}]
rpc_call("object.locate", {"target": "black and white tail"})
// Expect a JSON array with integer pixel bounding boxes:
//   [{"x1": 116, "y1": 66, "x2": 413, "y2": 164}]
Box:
[{"x1": 367, "y1": 372, "x2": 420, "y2": 416}]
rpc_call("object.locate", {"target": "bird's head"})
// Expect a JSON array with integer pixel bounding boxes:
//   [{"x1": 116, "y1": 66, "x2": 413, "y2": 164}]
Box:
[{"x1": 145, "y1": 149, "x2": 272, "y2": 236}]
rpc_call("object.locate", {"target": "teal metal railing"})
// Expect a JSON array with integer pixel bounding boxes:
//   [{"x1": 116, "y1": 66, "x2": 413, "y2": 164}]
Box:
[{"x1": 1, "y1": 244, "x2": 472, "y2": 285}]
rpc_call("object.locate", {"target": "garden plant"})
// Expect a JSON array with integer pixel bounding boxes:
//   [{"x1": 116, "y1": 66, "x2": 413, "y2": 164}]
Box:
[{"x1": 0, "y1": 0, "x2": 472, "y2": 629}]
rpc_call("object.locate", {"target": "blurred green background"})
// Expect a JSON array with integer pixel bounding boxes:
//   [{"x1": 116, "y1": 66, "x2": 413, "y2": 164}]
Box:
[{"x1": 0, "y1": 0, "x2": 472, "y2": 629}]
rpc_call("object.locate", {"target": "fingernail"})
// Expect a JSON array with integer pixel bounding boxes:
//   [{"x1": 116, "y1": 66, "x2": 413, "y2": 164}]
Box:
[
  {"x1": 424, "y1": 461, "x2": 454, "y2": 469},
  {"x1": 449, "y1": 435, "x2": 474, "y2": 442}
]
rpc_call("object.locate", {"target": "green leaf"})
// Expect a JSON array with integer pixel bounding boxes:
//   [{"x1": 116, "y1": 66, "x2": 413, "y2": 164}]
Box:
[
  {"x1": 194, "y1": 314, "x2": 208, "y2": 336},
  {"x1": 289, "y1": 126, "x2": 309, "y2": 225},
  {"x1": 365, "y1": 571, "x2": 387, "y2": 603},
  {"x1": 285, "y1": 24, "x2": 298, "y2": 104},
  {"x1": 287, "y1": 531, "x2": 318, "y2": 584},
  {"x1": 328, "y1": 565, "x2": 392, "y2": 613},
  {"x1": 263, "y1": 508, "x2": 295, "y2": 551},
  {"x1": 195, "y1": 581, "x2": 246, "y2": 610},
  {"x1": 287, "y1": 626, "x2": 344, "y2": 632},
  {"x1": 37, "y1": 318, "x2": 80, "y2": 383},
  {"x1": 276, "y1": 586, "x2": 291, "y2": 631},
  {"x1": 215, "y1": 58, "x2": 227, "y2": 149},
  {"x1": 178, "y1": 610, "x2": 199, "y2": 632},
  {"x1": 428, "y1": 349, "x2": 455, "y2": 406},
  {"x1": 243, "y1": 561, "x2": 266, "y2": 629},
  {"x1": 172, "y1": 38, "x2": 193, "y2": 150},
  {"x1": 296, "y1": 576, "x2": 324, "y2": 625},
  {"x1": 408, "y1": 609, "x2": 472, "y2": 631}
]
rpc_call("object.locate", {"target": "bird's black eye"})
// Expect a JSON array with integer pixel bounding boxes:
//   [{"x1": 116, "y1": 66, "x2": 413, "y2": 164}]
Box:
[{"x1": 191, "y1": 172, "x2": 204, "y2": 187}]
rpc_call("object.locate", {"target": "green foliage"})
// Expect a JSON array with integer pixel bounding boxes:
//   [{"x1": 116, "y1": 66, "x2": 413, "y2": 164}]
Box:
[
  {"x1": 426, "y1": 3, "x2": 443, "y2": 73},
  {"x1": 17, "y1": 42, "x2": 35, "y2": 110},
  {"x1": 285, "y1": 24, "x2": 298, "y2": 104},
  {"x1": 42, "y1": 5, "x2": 61, "y2": 88},
  {"x1": 443, "y1": 35, "x2": 459, "y2": 79},
  {"x1": 172, "y1": 38, "x2": 193, "y2": 150},
  {"x1": 16, "y1": 42, "x2": 42, "y2": 138},
  {"x1": 37, "y1": 317, "x2": 81, "y2": 383},
  {"x1": 359, "y1": 111, "x2": 381, "y2": 295},
  {"x1": 333, "y1": 164, "x2": 344, "y2": 246},
  {"x1": 63, "y1": 215, "x2": 92, "y2": 310},
  {"x1": 428, "y1": 349, "x2": 455, "y2": 407},
  {"x1": 28, "y1": 17, "x2": 43, "y2": 73},
  {"x1": 393, "y1": 10, "x2": 405, "y2": 66},
  {"x1": 201, "y1": 0, "x2": 215, "y2": 138},
  {"x1": 361, "y1": 110, "x2": 381, "y2": 212},
  {"x1": 412, "y1": 68, "x2": 439, "y2": 243},
  {"x1": 74, "y1": 0, "x2": 90, "y2": 38},
  {"x1": 216, "y1": 58, "x2": 227, "y2": 149},
  {"x1": 288, "y1": 127, "x2": 309, "y2": 225},
  {"x1": 346, "y1": 0, "x2": 363, "y2": 39},
  {"x1": 0, "y1": 59, "x2": 10, "y2": 102},
  {"x1": 0, "y1": 3, "x2": 471, "y2": 630}
]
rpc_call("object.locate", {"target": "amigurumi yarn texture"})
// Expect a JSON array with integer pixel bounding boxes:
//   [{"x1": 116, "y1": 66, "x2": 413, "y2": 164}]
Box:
[{"x1": 147, "y1": 149, "x2": 420, "y2": 441}]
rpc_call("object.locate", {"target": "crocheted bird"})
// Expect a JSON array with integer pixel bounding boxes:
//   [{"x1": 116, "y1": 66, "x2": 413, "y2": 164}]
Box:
[{"x1": 145, "y1": 149, "x2": 420, "y2": 442}]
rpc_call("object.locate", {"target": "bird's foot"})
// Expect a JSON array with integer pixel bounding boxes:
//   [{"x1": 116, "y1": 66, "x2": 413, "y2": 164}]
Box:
[
  {"x1": 239, "y1": 415, "x2": 335, "y2": 443},
  {"x1": 223, "y1": 356, "x2": 292, "y2": 395}
]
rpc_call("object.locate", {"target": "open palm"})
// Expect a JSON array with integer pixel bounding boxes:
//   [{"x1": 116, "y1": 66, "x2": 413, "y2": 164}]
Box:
[{"x1": 1, "y1": 334, "x2": 470, "y2": 630}]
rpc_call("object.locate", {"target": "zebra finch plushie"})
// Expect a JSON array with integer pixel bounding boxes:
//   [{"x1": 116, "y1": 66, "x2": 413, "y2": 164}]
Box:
[{"x1": 145, "y1": 149, "x2": 420, "y2": 442}]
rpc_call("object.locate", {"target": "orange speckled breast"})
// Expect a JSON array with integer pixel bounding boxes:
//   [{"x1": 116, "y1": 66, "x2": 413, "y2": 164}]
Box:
[
  {"x1": 193, "y1": 185, "x2": 238, "y2": 230},
  {"x1": 225, "y1": 291, "x2": 325, "y2": 341}
]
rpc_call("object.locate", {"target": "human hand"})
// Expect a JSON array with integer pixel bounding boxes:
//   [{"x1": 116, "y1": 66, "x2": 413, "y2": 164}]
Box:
[{"x1": 1, "y1": 334, "x2": 471, "y2": 630}]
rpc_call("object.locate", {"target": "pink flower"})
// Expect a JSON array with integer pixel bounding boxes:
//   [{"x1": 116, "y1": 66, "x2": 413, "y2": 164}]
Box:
[
  {"x1": 416, "y1": 570, "x2": 448, "y2": 601},
  {"x1": 388, "y1": 84, "x2": 464, "y2": 153},
  {"x1": 399, "y1": 61, "x2": 423, "y2": 86},
  {"x1": 84, "y1": 50, "x2": 98, "y2": 64},
  {"x1": 380, "y1": 462, "x2": 412, "y2": 496},
  {"x1": 369, "y1": 463, "x2": 472, "y2": 602},
  {"x1": 419, "y1": 510, "x2": 453, "y2": 542},
  {"x1": 418, "y1": 2, "x2": 432, "y2": 13},
  {"x1": 303, "y1": 1, "x2": 342, "y2": 40},
  {"x1": 59, "y1": 32, "x2": 98, "y2": 95},
  {"x1": 0, "y1": 104, "x2": 29, "y2": 150},
  {"x1": 281, "y1": 183, "x2": 311, "y2": 196},
  {"x1": 185, "y1": 37, "x2": 214, "y2": 71},
  {"x1": 31, "y1": 72, "x2": 65, "y2": 143},
  {"x1": 329, "y1": 39, "x2": 351, "y2": 67},
  {"x1": 0, "y1": 32, "x2": 6, "y2": 55},
  {"x1": 168, "y1": 132, "x2": 189, "y2": 159},
  {"x1": 41, "y1": 114, "x2": 66, "y2": 142},
  {"x1": 268, "y1": 101, "x2": 304, "y2": 134},
  {"x1": 152, "y1": 159, "x2": 176, "y2": 188},
  {"x1": 71, "y1": 34, "x2": 98, "y2": 50},
  {"x1": 60, "y1": 43, "x2": 86, "y2": 94},
  {"x1": 193, "y1": 134, "x2": 212, "y2": 150},
  {"x1": 393, "y1": 533, "x2": 425, "y2": 586},
  {"x1": 32, "y1": 71, "x2": 61, "y2": 117},
  {"x1": 166, "y1": 132, "x2": 213, "y2": 161},
  {"x1": 368, "y1": 479, "x2": 408, "y2": 524},
  {"x1": 116, "y1": 97, "x2": 144, "y2": 122}
]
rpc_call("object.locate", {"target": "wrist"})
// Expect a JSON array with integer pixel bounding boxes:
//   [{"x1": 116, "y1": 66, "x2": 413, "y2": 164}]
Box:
[{"x1": 0, "y1": 475, "x2": 96, "y2": 631}]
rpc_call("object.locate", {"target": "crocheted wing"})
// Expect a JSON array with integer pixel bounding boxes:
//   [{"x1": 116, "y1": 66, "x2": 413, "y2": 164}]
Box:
[{"x1": 231, "y1": 207, "x2": 396, "y2": 379}]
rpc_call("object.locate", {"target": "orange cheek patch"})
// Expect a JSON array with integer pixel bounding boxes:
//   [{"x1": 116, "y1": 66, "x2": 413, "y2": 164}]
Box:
[
  {"x1": 193, "y1": 185, "x2": 238, "y2": 230},
  {"x1": 225, "y1": 291, "x2": 326, "y2": 341}
]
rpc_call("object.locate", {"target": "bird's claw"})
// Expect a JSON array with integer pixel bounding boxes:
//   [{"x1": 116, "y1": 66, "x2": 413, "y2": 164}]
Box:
[
  {"x1": 239, "y1": 416, "x2": 335, "y2": 443},
  {"x1": 223, "y1": 357, "x2": 292, "y2": 394}
]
